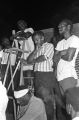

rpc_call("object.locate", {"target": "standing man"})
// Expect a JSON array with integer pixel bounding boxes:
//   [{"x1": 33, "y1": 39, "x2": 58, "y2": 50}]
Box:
[
  {"x1": 12, "y1": 20, "x2": 35, "y2": 86},
  {"x1": 54, "y1": 19, "x2": 79, "y2": 94},
  {"x1": 25, "y1": 30, "x2": 61, "y2": 120}
]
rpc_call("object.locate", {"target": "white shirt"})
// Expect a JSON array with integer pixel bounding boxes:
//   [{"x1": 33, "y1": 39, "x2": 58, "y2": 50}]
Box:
[
  {"x1": 1, "y1": 49, "x2": 9, "y2": 64},
  {"x1": 19, "y1": 36, "x2": 34, "y2": 70},
  {"x1": 72, "y1": 117, "x2": 79, "y2": 120},
  {"x1": 12, "y1": 28, "x2": 35, "y2": 70},
  {"x1": 0, "y1": 50, "x2": 3, "y2": 58},
  {"x1": 0, "y1": 81, "x2": 8, "y2": 120},
  {"x1": 56, "y1": 35, "x2": 79, "y2": 81},
  {"x1": 55, "y1": 39, "x2": 66, "y2": 51}
]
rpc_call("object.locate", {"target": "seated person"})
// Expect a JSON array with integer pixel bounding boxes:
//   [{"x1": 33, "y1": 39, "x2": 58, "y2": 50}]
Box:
[
  {"x1": 65, "y1": 87, "x2": 79, "y2": 120},
  {"x1": 14, "y1": 86, "x2": 47, "y2": 120}
]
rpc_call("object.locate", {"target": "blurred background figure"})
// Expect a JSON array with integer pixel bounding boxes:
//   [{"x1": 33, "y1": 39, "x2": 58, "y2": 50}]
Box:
[
  {"x1": 10, "y1": 20, "x2": 35, "y2": 88},
  {"x1": 65, "y1": 87, "x2": 79, "y2": 120}
]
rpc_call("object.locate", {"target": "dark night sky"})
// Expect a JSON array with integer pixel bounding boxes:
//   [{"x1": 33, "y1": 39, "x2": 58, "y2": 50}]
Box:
[{"x1": 0, "y1": 0, "x2": 79, "y2": 37}]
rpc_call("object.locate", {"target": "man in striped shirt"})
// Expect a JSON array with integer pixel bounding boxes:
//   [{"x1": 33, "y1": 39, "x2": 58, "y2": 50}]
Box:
[{"x1": 25, "y1": 30, "x2": 62, "y2": 120}]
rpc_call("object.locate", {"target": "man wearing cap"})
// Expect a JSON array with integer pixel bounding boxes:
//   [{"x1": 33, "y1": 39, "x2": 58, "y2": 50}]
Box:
[
  {"x1": 14, "y1": 86, "x2": 47, "y2": 120},
  {"x1": 65, "y1": 87, "x2": 79, "y2": 120}
]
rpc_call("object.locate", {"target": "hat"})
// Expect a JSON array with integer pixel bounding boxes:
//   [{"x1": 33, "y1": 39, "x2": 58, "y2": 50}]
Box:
[
  {"x1": 14, "y1": 86, "x2": 29, "y2": 99},
  {"x1": 65, "y1": 87, "x2": 79, "y2": 112}
]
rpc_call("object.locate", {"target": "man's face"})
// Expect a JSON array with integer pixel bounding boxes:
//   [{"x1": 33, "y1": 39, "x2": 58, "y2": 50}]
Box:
[
  {"x1": 58, "y1": 22, "x2": 67, "y2": 35},
  {"x1": 33, "y1": 35, "x2": 44, "y2": 46},
  {"x1": 17, "y1": 94, "x2": 31, "y2": 106}
]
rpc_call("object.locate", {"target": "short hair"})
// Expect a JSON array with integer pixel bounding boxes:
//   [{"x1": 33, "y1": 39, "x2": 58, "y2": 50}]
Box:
[
  {"x1": 17, "y1": 20, "x2": 27, "y2": 28},
  {"x1": 60, "y1": 19, "x2": 73, "y2": 32},
  {"x1": 32, "y1": 30, "x2": 44, "y2": 40},
  {"x1": 61, "y1": 19, "x2": 73, "y2": 26}
]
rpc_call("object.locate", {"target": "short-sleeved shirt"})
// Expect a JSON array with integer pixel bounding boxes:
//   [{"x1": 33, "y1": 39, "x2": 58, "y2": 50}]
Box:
[
  {"x1": 34, "y1": 42, "x2": 54, "y2": 72},
  {"x1": 56, "y1": 35, "x2": 79, "y2": 81},
  {"x1": 55, "y1": 39, "x2": 66, "y2": 51},
  {"x1": 12, "y1": 28, "x2": 35, "y2": 69}
]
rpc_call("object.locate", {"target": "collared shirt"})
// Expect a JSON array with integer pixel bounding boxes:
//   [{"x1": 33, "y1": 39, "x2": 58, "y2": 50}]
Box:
[
  {"x1": 56, "y1": 35, "x2": 79, "y2": 81},
  {"x1": 55, "y1": 39, "x2": 66, "y2": 51},
  {"x1": 34, "y1": 42, "x2": 54, "y2": 72}
]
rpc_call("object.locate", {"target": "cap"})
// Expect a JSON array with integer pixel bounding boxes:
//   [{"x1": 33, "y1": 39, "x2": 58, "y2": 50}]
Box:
[{"x1": 14, "y1": 86, "x2": 29, "y2": 98}]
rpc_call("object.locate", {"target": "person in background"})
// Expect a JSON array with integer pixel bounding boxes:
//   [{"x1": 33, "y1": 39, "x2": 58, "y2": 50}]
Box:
[
  {"x1": 14, "y1": 85, "x2": 47, "y2": 120},
  {"x1": 0, "y1": 80, "x2": 8, "y2": 120},
  {"x1": 0, "y1": 44, "x2": 4, "y2": 79},
  {"x1": 0, "y1": 44, "x2": 3, "y2": 62},
  {"x1": 1, "y1": 37, "x2": 11, "y2": 85},
  {"x1": 12, "y1": 20, "x2": 35, "y2": 86},
  {"x1": 54, "y1": 19, "x2": 79, "y2": 94},
  {"x1": 65, "y1": 87, "x2": 79, "y2": 120}
]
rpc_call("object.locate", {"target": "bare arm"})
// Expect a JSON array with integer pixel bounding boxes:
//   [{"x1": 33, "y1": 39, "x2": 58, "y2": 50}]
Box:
[
  {"x1": 53, "y1": 48, "x2": 68, "y2": 63},
  {"x1": 27, "y1": 46, "x2": 46, "y2": 64},
  {"x1": 53, "y1": 49, "x2": 63, "y2": 66},
  {"x1": 61, "y1": 47, "x2": 76, "y2": 61}
]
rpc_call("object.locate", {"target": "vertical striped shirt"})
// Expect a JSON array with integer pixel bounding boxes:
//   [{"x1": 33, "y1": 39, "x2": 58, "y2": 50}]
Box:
[
  {"x1": 34, "y1": 42, "x2": 54, "y2": 72},
  {"x1": 75, "y1": 51, "x2": 79, "y2": 79}
]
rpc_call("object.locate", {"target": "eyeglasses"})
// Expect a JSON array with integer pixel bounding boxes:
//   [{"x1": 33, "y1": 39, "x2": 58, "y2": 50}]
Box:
[
  {"x1": 58, "y1": 25, "x2": 67, "y2": 29},
  {"x1": 58, "y1": 23, "x2": 67, "y2": 28}
]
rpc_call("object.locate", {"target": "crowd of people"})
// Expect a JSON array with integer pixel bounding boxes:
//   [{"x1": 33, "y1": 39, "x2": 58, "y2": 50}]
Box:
[{"x1": 0, "y1": 19, "x2": 79, "y2": 120}]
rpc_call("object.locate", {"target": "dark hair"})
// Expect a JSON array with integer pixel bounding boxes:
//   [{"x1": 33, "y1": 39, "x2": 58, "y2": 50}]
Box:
[
  {"x1": 60, "y1": 19, "x2": 73, "y2": 32},
  {"x1": 1, "y1": 37, "x2": 11, "y2": 49},
  {"x1": 32, "y1": 30, "x2": 44, "y2": 40},
  {"x1": 17, "y1": 20, "x2": 27, "y2": 28}
]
